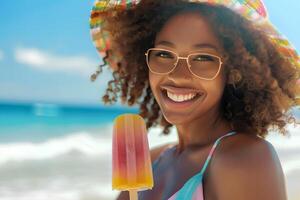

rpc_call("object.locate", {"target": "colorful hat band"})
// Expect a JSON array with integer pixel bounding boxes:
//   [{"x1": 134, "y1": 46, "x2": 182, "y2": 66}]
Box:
[{"x1": 89, "y1": 0, "x2": 300, "y2": 68}]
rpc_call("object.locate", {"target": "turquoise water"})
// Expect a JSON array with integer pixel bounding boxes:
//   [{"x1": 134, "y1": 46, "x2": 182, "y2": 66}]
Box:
[{"x1": 0, "y1": 101, "x2": 139, "y2": 143}]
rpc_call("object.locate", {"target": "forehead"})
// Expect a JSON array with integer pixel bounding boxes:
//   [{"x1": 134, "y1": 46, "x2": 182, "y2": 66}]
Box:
[{"x1": 154, "y1": 11, "x2": 221, "y2": 52}]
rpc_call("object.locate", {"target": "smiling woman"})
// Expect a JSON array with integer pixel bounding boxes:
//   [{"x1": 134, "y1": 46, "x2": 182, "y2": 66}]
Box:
[{"x1": 89, "y1": 0, "x2": 300, "y2": 200}]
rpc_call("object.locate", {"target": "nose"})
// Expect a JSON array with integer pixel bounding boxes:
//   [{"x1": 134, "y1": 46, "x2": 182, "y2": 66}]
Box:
[{"x1": 168, "y1": 58, "x2": 192, "y2": 79}]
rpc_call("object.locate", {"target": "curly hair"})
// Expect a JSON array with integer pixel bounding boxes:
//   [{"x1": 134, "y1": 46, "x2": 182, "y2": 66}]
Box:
[{"x1": 90, "y1": 0, "x2": 300, "y2": 138}]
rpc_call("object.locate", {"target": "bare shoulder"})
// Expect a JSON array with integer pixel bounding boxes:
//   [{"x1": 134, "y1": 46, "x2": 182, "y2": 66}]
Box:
[
  {"x1": 115, "y1": 143, "x2": 175, "y2": 200},
  {"x1": 210, "y1": 133, "x2": 287, "y2": 200}
]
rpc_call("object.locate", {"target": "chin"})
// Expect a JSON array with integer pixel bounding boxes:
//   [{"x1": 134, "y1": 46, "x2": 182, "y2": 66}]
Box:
[{"x1": 160, "y1": 109, "x2": 193, "y2": 126}]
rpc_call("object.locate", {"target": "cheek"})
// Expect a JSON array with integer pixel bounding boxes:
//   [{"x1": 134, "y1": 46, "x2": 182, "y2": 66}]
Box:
[
  {"x1": 200, "y1": 69, "x2": 226, "y2": 100},
  {"x1": 205, "y1": 73, "x2": 226, "y2": 101}
]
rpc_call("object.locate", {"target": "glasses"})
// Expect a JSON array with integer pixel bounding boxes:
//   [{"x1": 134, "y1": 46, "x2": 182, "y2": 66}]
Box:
[{"x1": 144, "y1": 48, "x2": 223, "y2": 80}]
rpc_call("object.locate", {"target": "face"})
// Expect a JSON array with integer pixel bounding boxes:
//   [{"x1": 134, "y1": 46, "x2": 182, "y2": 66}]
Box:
[{"x1": 148, "y1": 11, "x2": 226, "y2": 125}]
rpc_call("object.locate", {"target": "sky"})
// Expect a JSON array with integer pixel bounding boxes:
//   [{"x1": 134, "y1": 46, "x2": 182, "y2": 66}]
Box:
[{"x1": 0, "y1": 0, "x2": 299, "y2": 107}]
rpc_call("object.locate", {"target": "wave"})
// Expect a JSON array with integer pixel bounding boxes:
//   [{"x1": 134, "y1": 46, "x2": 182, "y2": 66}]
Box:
[{"x1": 0, "y1": 131, "x2": 112, "y2": 165}]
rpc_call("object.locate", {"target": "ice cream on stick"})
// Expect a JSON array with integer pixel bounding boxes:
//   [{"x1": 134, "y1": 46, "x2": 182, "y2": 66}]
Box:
[{"x1": 112, "y1": 113, "x2": 154, "y2": 200}]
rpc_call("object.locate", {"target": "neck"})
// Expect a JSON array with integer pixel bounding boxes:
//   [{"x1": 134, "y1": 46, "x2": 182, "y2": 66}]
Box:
[{"x1": 175, "y1": 108, "x2": 233, "y2": 154}]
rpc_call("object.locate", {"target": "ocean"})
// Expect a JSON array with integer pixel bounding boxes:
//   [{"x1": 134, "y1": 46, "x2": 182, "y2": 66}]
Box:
[{"x1": 0, "y1": 102, "x2": 299, "y2": 200}]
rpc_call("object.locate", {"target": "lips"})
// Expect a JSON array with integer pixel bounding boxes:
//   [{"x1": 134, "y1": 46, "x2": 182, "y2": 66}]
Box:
[{"x1": 160, "y1": 85, "x2": 204, "y2": 96}]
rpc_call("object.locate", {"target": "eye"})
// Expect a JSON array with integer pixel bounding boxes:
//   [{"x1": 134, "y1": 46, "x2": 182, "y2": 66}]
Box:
[
  {"x1": 154, "y1": 51, "x2": 174, "y2": 59},
  {"x1": 193, "y1": 54, "x2": 216, "y2": 62}
]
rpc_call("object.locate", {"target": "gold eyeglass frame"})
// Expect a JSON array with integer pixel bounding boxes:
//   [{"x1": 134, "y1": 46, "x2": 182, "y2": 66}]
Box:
[{"x1": 144, "y1": 47, "x2": 223, "y2": 81}]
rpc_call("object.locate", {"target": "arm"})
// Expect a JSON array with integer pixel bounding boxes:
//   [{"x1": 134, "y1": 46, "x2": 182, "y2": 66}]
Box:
[
  {"x1": 212, "y1": 137, "x2": 287, "y2": 200},
  {"x1": 115, "y1": 143, "x2": 174, "y2": 200}
]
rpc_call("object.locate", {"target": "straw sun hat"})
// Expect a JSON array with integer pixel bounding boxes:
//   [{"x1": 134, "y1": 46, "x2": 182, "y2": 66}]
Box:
[{"x1": 89, "y1": 0, "x2": 299, "y2": 77}]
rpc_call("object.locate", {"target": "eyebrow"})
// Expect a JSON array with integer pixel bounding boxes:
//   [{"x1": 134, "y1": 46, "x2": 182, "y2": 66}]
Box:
[{"x1": 155, "y1": 40, "x2": 219, "y2": 52}]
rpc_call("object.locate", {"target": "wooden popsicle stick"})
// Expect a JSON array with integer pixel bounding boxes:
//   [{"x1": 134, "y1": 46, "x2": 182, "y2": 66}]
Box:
[{"x1": 129, "y1": 189, "x2": 138, "y2": 200}]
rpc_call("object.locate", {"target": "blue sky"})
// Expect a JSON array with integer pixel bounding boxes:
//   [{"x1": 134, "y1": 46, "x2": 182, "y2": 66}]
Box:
[{"x1": 0, "y1": 0, "x2": 299, "y2": 106}]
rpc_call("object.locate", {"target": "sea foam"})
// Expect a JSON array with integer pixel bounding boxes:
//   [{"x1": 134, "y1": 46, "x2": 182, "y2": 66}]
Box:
[{"x1": 0, "y1": 131, "x2": 111, "y2": 165}]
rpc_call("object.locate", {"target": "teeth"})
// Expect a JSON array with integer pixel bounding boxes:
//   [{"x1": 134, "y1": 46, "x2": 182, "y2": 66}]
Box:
[{"x1": 166, "y1": 91, "x2": 198, "y2": 102}]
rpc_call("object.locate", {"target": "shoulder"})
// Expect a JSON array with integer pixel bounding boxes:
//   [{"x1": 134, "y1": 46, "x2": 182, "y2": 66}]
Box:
[
  {"x1": 210, "y1": 133, "x2": 287, "y2": 200},
  {"x1": 150, "y1": 143, "x2": 176, "y2": 163}
]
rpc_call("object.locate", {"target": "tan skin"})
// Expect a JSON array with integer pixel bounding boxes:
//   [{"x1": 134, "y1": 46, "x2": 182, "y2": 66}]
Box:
[{"x1": 116, "y1": 11, "x2": 287, "y2": 200}]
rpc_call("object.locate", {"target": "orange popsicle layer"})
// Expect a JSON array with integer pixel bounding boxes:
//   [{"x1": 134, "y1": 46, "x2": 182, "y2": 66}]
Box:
[{"x1": 112, "y1": 114, "x2": 154, "y2": 191}]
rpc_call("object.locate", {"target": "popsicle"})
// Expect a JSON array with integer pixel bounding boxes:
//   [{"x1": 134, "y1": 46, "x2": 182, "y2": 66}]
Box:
[{"x1": 112, "y1": 113, "x2": 154, "y2": 199}]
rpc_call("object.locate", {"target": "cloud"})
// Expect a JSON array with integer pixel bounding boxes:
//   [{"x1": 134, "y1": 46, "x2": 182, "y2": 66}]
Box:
[
  {"x1": 14, "y1": 47, "x2": 99, "y2": 75},
  {"x1": 0, "y1": 49, "x2": 4, "y2": 60}
]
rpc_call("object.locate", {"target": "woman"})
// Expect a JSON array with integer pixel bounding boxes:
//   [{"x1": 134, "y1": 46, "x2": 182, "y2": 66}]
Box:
[{"x1": 90, "y1": 0, "x2": 300, "y2": 199}]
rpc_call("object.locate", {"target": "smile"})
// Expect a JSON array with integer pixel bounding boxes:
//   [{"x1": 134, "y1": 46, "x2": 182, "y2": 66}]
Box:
[{"x1": 161, "y1": 89, "x2": 204, "y2": 108}]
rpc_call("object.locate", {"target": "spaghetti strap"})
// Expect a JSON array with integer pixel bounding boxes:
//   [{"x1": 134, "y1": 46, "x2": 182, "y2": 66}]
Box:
[{"x1": 199, "y1": 130, "x2": 237, "y2": 175}]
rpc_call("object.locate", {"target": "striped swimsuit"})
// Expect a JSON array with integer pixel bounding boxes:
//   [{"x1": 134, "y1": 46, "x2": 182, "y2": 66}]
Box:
[{"x1": 151, "y1": 131, "x2": 237, "y2": 200}]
